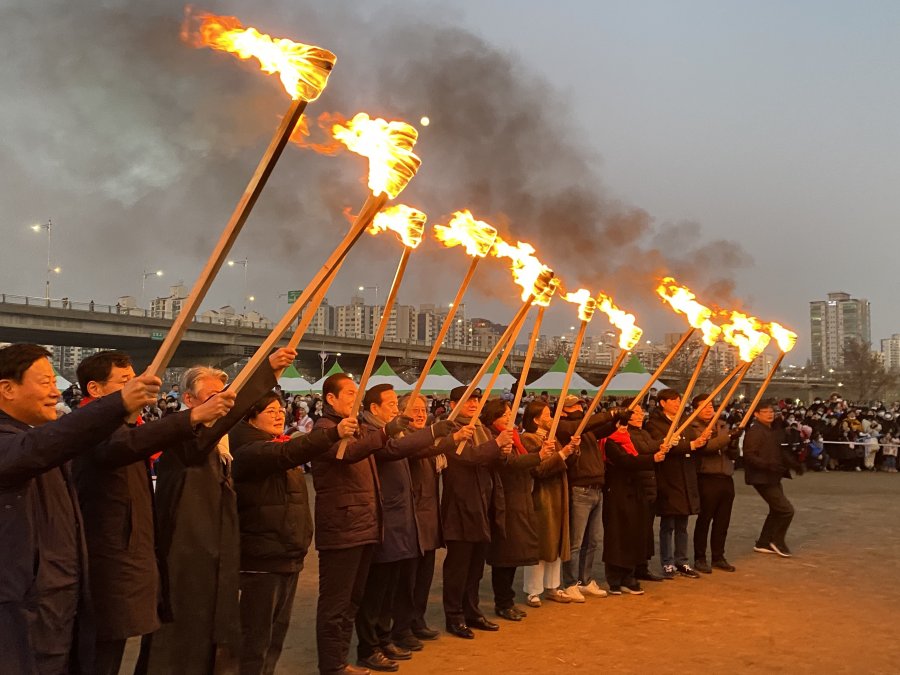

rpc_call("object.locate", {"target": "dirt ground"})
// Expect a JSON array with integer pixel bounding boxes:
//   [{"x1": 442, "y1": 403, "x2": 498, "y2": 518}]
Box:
[{"x1": 123, "y1": 471, "x2": 900, "y2": 674}]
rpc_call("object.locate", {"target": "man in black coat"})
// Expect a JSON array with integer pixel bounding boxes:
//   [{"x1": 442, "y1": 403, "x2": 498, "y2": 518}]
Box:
[
  {"x1": 146, "y1": 348, "x2": 294, "y2": 675},
  {"x1": 644, "y1": 389, "x2": 707, "y2": 579},
  {"x1": 440, "y1": 386, "x2": 509, "y2": 640},
  {"x1": 744, "y1": 401, "x2": 796, "y2": 557},
  {"x1": 72, "y1": 350, "x2": 236, "y2": 675},
  {"x1": 0, "y1": 343, "x2": 159, "y2": 675}
]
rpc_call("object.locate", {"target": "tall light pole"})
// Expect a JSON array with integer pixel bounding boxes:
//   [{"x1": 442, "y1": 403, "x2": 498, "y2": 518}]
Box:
[
  {"x1": 228, "y1": 257, "x2": 250, "y2": 313},
  {"x1": 31, "y1": 219, "x2": 59, "y2": 300},
  {"x1": 141, "y1": 269, "x2": 164, "y2": 309},
  {"x1": 358, "y1": 284, "x2": 380, "y2": 307},
  {"x1": 319, "y1": 350, "x2": 342, "y2": 379}
]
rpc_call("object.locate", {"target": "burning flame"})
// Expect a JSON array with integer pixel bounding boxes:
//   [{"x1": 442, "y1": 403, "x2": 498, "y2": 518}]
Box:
[
  {"x1": 563, "y1": 289, "x2": 597, "y2": 323},
  {"x1": 368, "y1": 205, "x2": 426, "y2": 249},
  {"x1": 721, "y1": 311, "x2": 771, "y2": 362},
  {"x1": 534, "y1": 277, "x2": 560, "y2": 308},
  {"x1": 656, "y1": 277, "x2": 721, "y2": 346},
  {"x1": 768, "y1": 322, "x2": 798, "y2": 353},
  {"x1": 332, "y1": 113, "x2": 421, "y2": 199},
  {"x1": 433, "y1": 210, "x2": 499, "y2": 258},
  {"x1": 182, "y1": 9, "x2": 336, "y2": 101},
  {"x1": 491, "y1": 238, "x2": 554, "y2": 302},
  {"x1": 596, "y1": 293, "x2": 643, "y2": 350}
]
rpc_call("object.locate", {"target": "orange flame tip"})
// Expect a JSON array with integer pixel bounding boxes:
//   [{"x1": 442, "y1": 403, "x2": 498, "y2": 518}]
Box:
[
  {"x1": 533, "y1": 277, "x2": 560, "y2": 307},
  {"x1": 596, "y1": 293, "x2": 643, "y2": 350},
  {"x1": 563, "y1": 289, "x2": 597, "y2": 323},
  {"x1": 433, "y1": 210, "x2": 499, "y2": 258},
  {"x1": 182, "y1": 8, "x2": 336, "y2": 101},
  {"x1": 768, "y1": 322, "x2": 798, "y2": 353},
  {"x1": 491, "y1": 238, "x2": 553, "y2": 302},
  {"x1": 368, "y1": 205, "x2": 426, "y2": 249},
  {"x1": 720, "y1": 311, "x2": 771, "y2": 362},
  {"x1": 332, "y1": 113, "x2": 421, "y2": 199},
  {"x1": 656, "y1": 277, "x2": 721, "y2": 346}
]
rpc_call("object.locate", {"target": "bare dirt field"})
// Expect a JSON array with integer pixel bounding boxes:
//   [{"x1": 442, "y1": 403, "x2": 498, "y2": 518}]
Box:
[{"x1": 124, "y1": 471, "x2": 900, "y2": 674}]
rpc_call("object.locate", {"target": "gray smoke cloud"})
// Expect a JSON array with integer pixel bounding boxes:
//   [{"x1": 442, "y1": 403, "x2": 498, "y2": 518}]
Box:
[{"x1": 0, "y1": 0, "x2": 751, "y2": 336}]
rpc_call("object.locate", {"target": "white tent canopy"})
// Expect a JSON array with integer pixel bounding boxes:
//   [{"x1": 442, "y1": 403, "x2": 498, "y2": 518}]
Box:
[
  {"x1": 365, "y1": 360, "x2": 412, "y2": 392},
  {"x1": 417, "y1": 360, "x2": 463, "y2": 395},
  {"x1": 526, "y1": 356, "x2": 597, "y2": 395},
  {"x1": 476, "y1": 358, "x2": 517, "y2": 394},
  {"x1": 605, "y1": 354, "x2": 669, "y2": 396},
  {"x1": 278, "y1": 364, "x2": 314, "y2": 394}
]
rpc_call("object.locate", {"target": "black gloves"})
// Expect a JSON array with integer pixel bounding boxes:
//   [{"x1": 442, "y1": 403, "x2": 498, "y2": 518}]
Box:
[
  {"x1": 729, "y1": 427, "x2": 744, "y2": 441},
  {"x1": 610, "y1": 407, "x2": 635, "y2": 424},
  {"x1": 386, "y1": 415, "x2": 413, "y2": 438},
  {"x1": 430, "y1": 419, "x2": 457, "y2": 438}
]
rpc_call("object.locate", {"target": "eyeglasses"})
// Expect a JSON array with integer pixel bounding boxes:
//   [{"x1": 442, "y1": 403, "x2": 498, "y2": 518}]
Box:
[{"x1": 259, "y1": 408, "x2": 286, "y2": 417}]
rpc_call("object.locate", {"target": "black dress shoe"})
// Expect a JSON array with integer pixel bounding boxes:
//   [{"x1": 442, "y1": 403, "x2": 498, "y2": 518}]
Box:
[
  {"x1": 446, "y1": 622, "x2": 474, "y2": 639},
  {"x1": 468, "y1": 616, "x2": 500, "y2": 631},
  {"x1": 511, "y1": 606, "x2": 527, "y2": 618},
  {"x1": 712, "y1": 558, "x2": 736, "y2": 572},
  {"x1": 412, "y1": 626, "x2": 440, "y2": 641},
  {"x1": 694, "y1": 558, "x2": 712, "y2": 574},
  {"x1": 635, "y1": 569, "x2": 665, "y2": 582},
  {"x1": 381, "y1": 643, "x2": 412, "y2": 661},
  {"x1": 494, "y1": 606, "x2": 523, "y2": 621},
  {"x1": 331, "y1": 665, "x2": 370, "y2": 674},
  {"x1": 677, "y1": 564, "x2": 701, "y2": 579},
  {"x1": 358, "y1": 651, "x2": 398, "y2": 672},
  {"x1": 392, "y1": 634, "x2": 424, "y2": 651}
]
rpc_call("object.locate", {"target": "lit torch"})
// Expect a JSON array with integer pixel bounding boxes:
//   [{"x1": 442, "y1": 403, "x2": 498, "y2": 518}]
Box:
[
  {"x1": 574, "y1": 294, "x2": 644, "y2": 437},
  {"x1": 402, "y1": 211, "x2": 499, "y2": 417},
  {"x1": 334, "y1": 206, "x2": 427, "y2": 458},
  {"x1": 738, "y1": 320, "x2": 798, "y2": 429},
  {"x1": 230, "y1": 112, "x2": 422, "y2": 394},
  {"x1": 674, "y1": 310, "x2": 772, "y2": 438},
  {"x1": 149, "y1": 10, "x2": 336, "y2": 376}
]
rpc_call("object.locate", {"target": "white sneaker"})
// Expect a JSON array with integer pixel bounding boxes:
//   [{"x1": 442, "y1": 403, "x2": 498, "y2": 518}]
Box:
[
  {"x1": 563, "y1": 584, "x2": 585, "y2": 603},
  {"x1": 579, "y1": 580, "x2": 608, "y2": 598}
]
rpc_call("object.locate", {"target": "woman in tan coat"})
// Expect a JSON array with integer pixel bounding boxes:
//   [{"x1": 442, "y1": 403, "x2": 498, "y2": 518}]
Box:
[{"x1": 520, "y1": 400, "x2": 579, "y2": 606}]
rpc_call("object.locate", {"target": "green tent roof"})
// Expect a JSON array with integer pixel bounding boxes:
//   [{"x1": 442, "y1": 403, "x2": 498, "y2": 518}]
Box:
[
  {"x1": 487, "y1": 357, "x2": 512, "y2": 375},
  {"x1": 622, "y1": 354, "x2": 647, "y2": 374},
  {"x1": 280, "y1": 364, "x2": 303, "y2": 379},
  {"x1": 547, "y1": 355, "x2": 570, "y2": 373},
  {"x1": 374, "y1": 359, "x2": 399, "y2": 376},
  {"x1": 323, "y1": 361, "x2": 344, "y2": 376},
  {"x1": 428, "y1": 360, "x2": 452, "y2": 376}
]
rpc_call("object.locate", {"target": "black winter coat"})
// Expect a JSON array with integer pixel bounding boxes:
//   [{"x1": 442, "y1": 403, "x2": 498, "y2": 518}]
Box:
[
  {"x1": 230, "y1": 421, "x2": 338, "y2": 572},
  {"x1": 555, "y1": 411, "x2": 618, "y2": 488},
  {"x1": 602, "y1": 434, "x2": 656, "y2": 567},
  {"x1": 645, "y1": 408, "x2": 700, "y2": 516},
  {"x1": 743, "y1": 421, "x2": 791, "y2": 485},
  {"x1": 407, "y1": 454, "x2": 443, "y2": 552},
  {"x1": 0, "y1": 392, "x2": 128, "y2": 675},
  {"x1": 147, "y1": 365, "x2": 275, "y2": 675},
  {"x1": 629, "y1": 426, "x2": 659, "y2": 503},
  {"x1": 73, "y1": 410, "x2": 196, "y2": 641}
]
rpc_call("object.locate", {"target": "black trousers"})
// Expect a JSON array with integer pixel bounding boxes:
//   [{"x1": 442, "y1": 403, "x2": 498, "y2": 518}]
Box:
[
  {"x1": 753, "y1": 482, "x2": 795, "y2": 548},
  {"x1": 694, "y1": 474, "x2": 735, "y2": 561},
  {"x1": 392, "y1": 549, "x2": 436, "y2": 638},
  {"x1": 95, "y1": 638, "x2": 127, "y2": 675},
  {"x1": 490, "y1": 566, "x2": 517, "y2": 610},
  {"x1": 442, "y1": 540, "x2": 487, "y2": 625},
  {"x1": 604, "y1": 563, "x2": 636, "y2": 588},
  {"x1": 239, "y1": 571, "x2": 300, "y2": 675},
  {"x1": 356, "y1": 558, "x2": 416, "y2": 659},
  {"x1": 316, "y1": 544, "x2": 374, "y2": 674},
  {"x1": 636, "y1": 500, "x2": 656, "y2": 572}
]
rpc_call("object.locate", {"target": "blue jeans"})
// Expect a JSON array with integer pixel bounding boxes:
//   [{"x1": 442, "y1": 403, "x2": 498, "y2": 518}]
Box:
[
  {"x1": 562, "y1": 486, "x2": 603, "y2": 587},
  {"x1": 659, "y1": 515, "x2": 689, "y2": 567}
]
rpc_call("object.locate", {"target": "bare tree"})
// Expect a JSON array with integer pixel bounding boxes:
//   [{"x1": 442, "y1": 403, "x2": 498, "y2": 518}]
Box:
[{"x1": 840, "y1": 339, "x2": 900, "y2": 402}]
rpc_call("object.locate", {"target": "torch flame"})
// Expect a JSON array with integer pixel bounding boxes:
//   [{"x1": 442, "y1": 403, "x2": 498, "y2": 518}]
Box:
[
  {"x1": 331, "y1": 113, "x2": 421, "y2": 199},
  {"x1": 182, "y1": 9, "x2": 336, "y2": 101},
  {"x1": 768, "y1": 322, "x2": 798, "y2": 353},
  {"x1": 720, "y1": 311, "x2": 771, "y2": 362},
  {"x1": 534, "y1": 277, "x2": 560, "y2": 307},
  {"x1": 491, "y1": 237, "x2": 554, "y2": 302},
  {"x1": 433, "y1": 210, "x2": 499, "y2": 258},
  {"x1": 368, "y1": 205, "x2": 426, "y2": 249},
  {"x1": 656, "y1": 277, "x2": 721, "y2": 346},
  {"x1": 563, "y1": 289, "x2": 597, "y2": 323},
  {"x1": 596, "y1": 293, "x2": 643, "y2": 350}
]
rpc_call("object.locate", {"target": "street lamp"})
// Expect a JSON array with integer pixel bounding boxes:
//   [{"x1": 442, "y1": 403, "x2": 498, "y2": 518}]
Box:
[
  {"x1": 319, "y1": 350, "x2": 342, "y2": 379},
  {"x1": 228, "y1": 257, "x2": 250, "y2": 313},
  {"x1": 31, "y1": 219, "x2": 59, "y2": 300},
  {"x1": 140, "y1": 269, "x2": 163, "y2": 309},
  {"x1": 358, "y1": 285, "x2": 380, "y2": 307}
]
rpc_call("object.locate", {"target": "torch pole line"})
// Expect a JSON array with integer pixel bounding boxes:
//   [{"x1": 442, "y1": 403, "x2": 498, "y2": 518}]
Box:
[
  {"x1": 447, "y1": 297, "x2": 535, "y2": 423},
  {"x1": 673, "y1": 360, "x2": 747, "y2": 439},
  {"x1": 148, "y1": 98, "x2": 308, "y2": 377},
  {"x1": 230, "y1": 191, "x2": 388, "y2": 394},
  {"x1": 456, "y1": 305, "x2": 532, "y2": 454},
  {"x1": 738, "y1": 351, "x2": 787, "y2": 430},
  {"x1": 706, "y1": 361, "x2": 752, "y2": 432},
  {"x1": 403, "y1": 256, "x2": 481, "y2": 416},
  {"x1": 628, "y1": 327, "x2": 696, "y2": 411},
  {"x1": 663, "y1": 343, "x2": 712, "y2": 447},
  {"x1": 547, "y1": 318, "x2": 590, "y2": 443},
  {"x1": 285, "y1": 256, "x2": 345, "y2": 351},
  {"x1": 337, "y1": 245, "x2": 414, "y2": 459},
  {"x1": 574, "y1": 347, "x2": 631, "y2": 438},
  {"x1": 506, "y1": 305, "x2": 548, "y2": 432}
]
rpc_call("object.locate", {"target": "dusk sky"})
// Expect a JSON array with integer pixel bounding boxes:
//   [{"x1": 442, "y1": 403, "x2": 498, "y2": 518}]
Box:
[{"x1": 2, "y1": 0, "x2": 898, "y2": 364}]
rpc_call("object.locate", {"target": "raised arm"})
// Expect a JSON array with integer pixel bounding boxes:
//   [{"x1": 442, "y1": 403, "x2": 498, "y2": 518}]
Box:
[{"x1": 232, "y1": 426, "x2": 339, "y2": 480}]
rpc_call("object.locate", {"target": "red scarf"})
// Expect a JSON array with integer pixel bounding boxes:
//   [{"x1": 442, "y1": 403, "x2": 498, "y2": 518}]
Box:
[
  {"x1": 599, "y1": 426, "x2": 638, "y2": 462},
  {"x1": 493, "y1": 420, "x2": 528, "y2": 455},
  {"x1": 273, "y1": 434, "x2": 291, "y2": 443}
]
